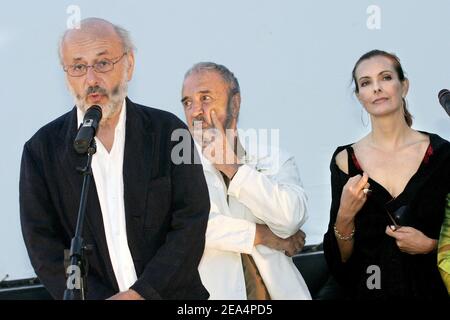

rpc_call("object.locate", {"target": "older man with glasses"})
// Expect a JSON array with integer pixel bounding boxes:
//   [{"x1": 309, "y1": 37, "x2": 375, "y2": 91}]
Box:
[{"x1": 19, "y1": 17, "x2": 210, "y2": 300}]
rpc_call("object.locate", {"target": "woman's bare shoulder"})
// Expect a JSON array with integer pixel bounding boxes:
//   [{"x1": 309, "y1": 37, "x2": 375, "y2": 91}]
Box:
[{"x1": 335, "y1": 148, "x2": 348, "y2": 174}]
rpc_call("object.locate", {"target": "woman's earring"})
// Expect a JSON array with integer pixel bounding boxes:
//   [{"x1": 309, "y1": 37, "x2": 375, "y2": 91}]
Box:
[{"x1": 361, "y1": 108, "x2": 369, "y2": 127}]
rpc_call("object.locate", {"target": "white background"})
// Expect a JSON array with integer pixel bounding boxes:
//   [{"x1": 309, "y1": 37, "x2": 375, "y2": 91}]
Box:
[{"x1": 0, "y1": 0, "x2": 449, "y2": 281}]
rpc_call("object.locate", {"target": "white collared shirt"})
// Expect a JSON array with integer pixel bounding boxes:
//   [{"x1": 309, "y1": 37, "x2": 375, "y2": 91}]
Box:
[
  {"x1": 77, "y1": 101, "x2": 137, "y2": 292},
  {"x1": 196, "y1": 141, "x2": 311, "y2": 300}
]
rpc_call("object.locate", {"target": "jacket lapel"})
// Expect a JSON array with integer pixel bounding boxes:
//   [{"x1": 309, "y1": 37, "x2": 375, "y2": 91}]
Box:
[{"x1": 123, "y1": 98, "x2": 155, "y2": 269}]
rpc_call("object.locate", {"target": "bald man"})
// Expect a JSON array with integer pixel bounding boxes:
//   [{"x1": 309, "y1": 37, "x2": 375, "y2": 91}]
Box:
[{"x1": 19, "y1": 18, "x2": 210, "y2": 300}]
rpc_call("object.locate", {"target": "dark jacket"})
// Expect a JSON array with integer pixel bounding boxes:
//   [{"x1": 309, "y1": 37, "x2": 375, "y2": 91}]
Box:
[{"x1": 19, "y1": 97, "x2": 210, "y2": 300}]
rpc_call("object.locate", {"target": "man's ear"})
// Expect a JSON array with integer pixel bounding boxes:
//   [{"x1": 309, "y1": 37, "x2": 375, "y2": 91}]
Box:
[{"x1": 126, "y1": 51, "x2": 135, "y2": 81}]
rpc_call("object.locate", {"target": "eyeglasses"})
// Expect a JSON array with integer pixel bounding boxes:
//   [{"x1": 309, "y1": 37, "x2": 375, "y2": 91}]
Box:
[{"x1": 63, "y1": 52, "x2": 127, "y2": 77}]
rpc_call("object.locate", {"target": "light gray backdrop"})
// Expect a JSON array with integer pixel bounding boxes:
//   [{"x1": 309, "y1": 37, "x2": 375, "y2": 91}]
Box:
[{"x1": 1, "y1": 0, "x2": 449, "y2": 281}]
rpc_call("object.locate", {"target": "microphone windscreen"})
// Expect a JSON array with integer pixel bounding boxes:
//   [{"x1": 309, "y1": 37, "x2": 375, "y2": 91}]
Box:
[
  {"x1": 73, "y1": 105, "x2": 103, "y2": 154},
  {"x1": 85, "y1": 105, "x2": 102, "y2": 122},
  {"x1": 438, "y1": 89, "x2": 450, "y2": 117}
]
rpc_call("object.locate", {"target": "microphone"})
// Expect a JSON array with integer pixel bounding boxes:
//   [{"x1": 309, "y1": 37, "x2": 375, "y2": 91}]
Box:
[
  {"x1": 438, "y1": 89, "x2": 450, "y2": 117},
  {"x1": 73, "y1": 105, "x2": 102, "y2": 154}
]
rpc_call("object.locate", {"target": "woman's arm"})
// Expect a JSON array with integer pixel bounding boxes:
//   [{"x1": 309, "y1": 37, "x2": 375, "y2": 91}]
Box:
[{"x1": 332, "y1": 149, "x2": 370, "y2": 262}]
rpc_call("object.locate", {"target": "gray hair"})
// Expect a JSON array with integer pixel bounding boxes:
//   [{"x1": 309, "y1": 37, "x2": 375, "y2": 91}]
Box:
[
  {"x1": 58, "y1": 18, "x2": 136, "y2": 63},
  {"x1": 112, "y1": 23, "x2": 136, "y2": 54},
  {"x1": 184, "y1": 62, "x2": 240, "y2": 97}
]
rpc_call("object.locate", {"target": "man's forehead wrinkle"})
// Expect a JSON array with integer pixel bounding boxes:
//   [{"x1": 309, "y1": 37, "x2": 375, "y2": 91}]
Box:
[
  {"x1": 62, "y1": 34, "x2": 121, "y2": 59},
  {"x1": 69, "y1": 37, "x2": 112, "y2": 47}
]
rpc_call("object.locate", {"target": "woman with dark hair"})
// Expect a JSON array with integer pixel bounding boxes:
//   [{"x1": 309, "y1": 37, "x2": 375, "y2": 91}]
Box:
[{"x1": 323, "y1": 50, "x2": 450, "y2": 299}]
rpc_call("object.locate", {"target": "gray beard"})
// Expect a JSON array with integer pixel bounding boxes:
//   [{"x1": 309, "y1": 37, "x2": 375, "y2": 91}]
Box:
[{"x1": 67, "y1": 72, "x2": 128, "y2": 124}]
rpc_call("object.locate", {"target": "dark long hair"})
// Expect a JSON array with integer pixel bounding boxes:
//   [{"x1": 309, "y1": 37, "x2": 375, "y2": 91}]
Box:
[{"x1": 352, "y1": 50, "x2": 413, "y2": 127}]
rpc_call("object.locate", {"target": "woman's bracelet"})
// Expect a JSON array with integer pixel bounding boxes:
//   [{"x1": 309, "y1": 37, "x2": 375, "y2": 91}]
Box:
[{"x1": 333, "y1": 224, "x2": 355, "y2": 241}]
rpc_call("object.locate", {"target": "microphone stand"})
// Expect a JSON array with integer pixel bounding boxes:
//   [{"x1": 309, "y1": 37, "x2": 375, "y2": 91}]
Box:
[{"x1": 63, "y1": 140, "x2": 97, "y2": 300}]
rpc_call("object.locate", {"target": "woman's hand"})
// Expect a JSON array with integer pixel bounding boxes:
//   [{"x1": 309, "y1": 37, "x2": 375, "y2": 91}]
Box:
[
  {"x1": 385, "y1": 226, "x2": 437, "y2": 254},
  {"x1": 338, "y1": 172, "x2": 370, "y2": 220},
  {"x1": 334, "y1": 173, "x2": 370, "y2": 262}
]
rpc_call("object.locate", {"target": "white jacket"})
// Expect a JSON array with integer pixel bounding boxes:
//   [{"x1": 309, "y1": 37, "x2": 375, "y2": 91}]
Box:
[{"x1": 197, "y1": 143, "x2": 312, "y2": 300}]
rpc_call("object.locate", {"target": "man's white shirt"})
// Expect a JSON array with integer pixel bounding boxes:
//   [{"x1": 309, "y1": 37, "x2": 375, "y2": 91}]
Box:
[
  {"x1": 77, "y1": 101, "x2": 137, "y2": 292},
  {"x1": 196, "y1": 141, "x2": 312, "y2": 300}
]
